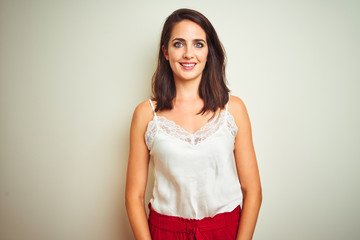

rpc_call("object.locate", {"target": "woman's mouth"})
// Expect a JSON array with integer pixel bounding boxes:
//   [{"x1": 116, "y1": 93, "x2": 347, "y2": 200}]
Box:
[{"x1": 180, "y1": 62, "x2": 196, "y2": 70}]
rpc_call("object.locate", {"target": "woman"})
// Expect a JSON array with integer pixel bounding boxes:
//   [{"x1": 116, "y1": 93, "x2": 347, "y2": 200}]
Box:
[{"x1": 126, "y1": 8, "x2": 262, "y2": 240}]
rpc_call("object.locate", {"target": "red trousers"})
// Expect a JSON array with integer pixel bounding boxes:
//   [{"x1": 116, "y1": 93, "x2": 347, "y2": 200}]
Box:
[{"x1": 148, "y1": 205, "x2": 241, "y2": 240}]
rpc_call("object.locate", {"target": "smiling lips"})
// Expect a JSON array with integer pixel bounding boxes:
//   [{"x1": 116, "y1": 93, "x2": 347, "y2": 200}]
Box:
[{"x1": 180, "y1": 62, "x2": 197, "y2": 70}]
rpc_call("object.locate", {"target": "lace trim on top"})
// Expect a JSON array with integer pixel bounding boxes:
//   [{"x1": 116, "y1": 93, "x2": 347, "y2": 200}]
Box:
[{"x1": 145, "y1": 111, "x2": 238, "y2": 150}]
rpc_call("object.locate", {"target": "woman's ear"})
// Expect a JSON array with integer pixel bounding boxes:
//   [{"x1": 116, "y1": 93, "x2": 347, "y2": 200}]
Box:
[{"x1": 162, "y1": 45, "x2": 169, "y2": 60}]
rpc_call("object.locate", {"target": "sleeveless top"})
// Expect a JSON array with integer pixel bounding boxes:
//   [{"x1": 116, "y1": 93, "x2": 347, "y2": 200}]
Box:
[{"x1": 145, "y1": 99, "x2": 242, "y2": 219}]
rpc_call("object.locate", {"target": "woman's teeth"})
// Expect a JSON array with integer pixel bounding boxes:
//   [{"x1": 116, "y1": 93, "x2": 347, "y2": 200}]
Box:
[{"x1": 181, "y1": 63, "x2": 195, "y2": 67}]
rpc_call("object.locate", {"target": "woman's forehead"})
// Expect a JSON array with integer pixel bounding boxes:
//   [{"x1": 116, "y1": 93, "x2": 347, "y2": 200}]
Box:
[{"x1": 170, "y1": 20, "x2": 206, "y2": 41}]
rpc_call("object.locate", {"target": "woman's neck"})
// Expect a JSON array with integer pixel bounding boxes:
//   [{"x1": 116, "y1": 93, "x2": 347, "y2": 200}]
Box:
[{"x1": 173, "y1": 77, "x2": 202, "y2": 102}]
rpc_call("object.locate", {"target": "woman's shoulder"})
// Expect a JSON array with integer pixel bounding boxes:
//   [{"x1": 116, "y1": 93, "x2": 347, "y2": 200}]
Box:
[
  {"x1": 134, "y1": 99, "x2": 155, "y2": 113},
  {"x1": 229, "y1": 95, "x2": 247, "y2": 112},
  {"x1": 131, "y1": 99, "x2": 156, "y2": 130},
  {"x1": 228, "y1": 95, "x2": 250, "y2": 123}
]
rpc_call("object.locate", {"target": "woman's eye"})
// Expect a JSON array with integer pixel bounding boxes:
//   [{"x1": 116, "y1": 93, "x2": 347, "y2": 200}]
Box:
[
  {"x1": 174, "y1": 42, "x2": 183, "y2": 47},
  {"x1": 195, "y1": 42, "x2": 203, "y2": 48}
]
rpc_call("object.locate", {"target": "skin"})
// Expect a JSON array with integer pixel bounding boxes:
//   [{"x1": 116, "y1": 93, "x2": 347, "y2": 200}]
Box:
[{"x1": 125, "y1": 20, "x2": 262, "y2": 240}]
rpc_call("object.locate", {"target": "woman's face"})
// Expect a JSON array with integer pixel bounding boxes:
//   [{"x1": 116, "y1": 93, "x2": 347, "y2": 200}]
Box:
[{"x1": 163, "y1": 20, "x2": 209, "y2": 83}]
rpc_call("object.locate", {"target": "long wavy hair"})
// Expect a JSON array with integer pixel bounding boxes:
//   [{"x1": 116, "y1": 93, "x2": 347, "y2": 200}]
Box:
[{"x1": 152, "y1": 8, "x2": 230, "y2": 115}]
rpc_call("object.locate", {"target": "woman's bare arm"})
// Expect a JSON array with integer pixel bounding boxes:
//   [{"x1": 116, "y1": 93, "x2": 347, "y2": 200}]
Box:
[
  {"x1": 125, "y1": 101, "x2": 153, "y2": 240},
  {"x1": 230, "y1": 95, "x2": 262, "y2": 240}
]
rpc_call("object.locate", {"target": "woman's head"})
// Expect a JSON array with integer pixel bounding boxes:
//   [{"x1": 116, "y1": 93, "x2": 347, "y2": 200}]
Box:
[
  {"x1": 163, "y1": 19, "x2": 209, "y2": 86},
  {"x1": 152, "y1": 8, "x2": 229, "y2": 113}
]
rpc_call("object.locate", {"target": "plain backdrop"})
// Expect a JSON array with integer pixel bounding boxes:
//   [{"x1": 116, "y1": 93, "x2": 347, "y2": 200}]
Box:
[{"x1": 0, "y1": 0, "x2": 359, "y2": 239}]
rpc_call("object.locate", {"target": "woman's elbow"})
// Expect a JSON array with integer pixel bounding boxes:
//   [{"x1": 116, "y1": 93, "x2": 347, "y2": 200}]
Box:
[
  {"x1": 257, "y1": 187, "x2": 263, "y2": 205},
  {"x1": 125, "y1": 191, "x2": 145, "y2": 210},
  {"x1": 242, "y1": 185, "x2": 262, "y2": 203}
]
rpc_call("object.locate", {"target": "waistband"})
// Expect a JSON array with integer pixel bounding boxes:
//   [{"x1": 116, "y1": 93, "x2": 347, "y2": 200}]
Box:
[{"x1": 148, "y1": 204, "x2": 241, "y2": 239}]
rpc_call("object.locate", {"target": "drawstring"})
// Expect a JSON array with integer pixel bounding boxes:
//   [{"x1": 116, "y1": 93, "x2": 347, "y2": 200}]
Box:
[{"x1": 186, "y1": 223, "x2": 205, "y2": 240}]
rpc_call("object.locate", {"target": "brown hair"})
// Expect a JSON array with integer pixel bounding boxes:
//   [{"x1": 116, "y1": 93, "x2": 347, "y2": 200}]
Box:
[{"x1": 152, "y1": 8, "x2": 230, "y2": 114}]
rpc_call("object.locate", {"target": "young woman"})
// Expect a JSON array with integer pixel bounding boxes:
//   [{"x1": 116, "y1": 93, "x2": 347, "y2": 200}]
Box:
[{"x1": 125, "y1": 8, "x2": 262, "y2": 240}]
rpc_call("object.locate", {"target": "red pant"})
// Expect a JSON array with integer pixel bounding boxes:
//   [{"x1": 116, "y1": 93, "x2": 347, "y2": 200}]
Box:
[{"x1": 148, "y1": 205, "x2": 241, "y2": 240}]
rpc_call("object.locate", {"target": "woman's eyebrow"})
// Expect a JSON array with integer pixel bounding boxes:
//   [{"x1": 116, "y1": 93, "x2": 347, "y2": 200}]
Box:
[{"x1": 171, "y1": 37, "x2": 206, "y2": 43}]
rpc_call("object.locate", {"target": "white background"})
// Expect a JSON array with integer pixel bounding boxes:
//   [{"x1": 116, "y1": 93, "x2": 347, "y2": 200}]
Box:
[{"x1": 0, "y1": 0, "x2": 359, "y2": 239}]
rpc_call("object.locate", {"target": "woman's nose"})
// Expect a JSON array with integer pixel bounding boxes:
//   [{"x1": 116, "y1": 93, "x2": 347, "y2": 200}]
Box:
[{"x1": 183, "y1": 46, "x2": 194, "y2": 59}]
